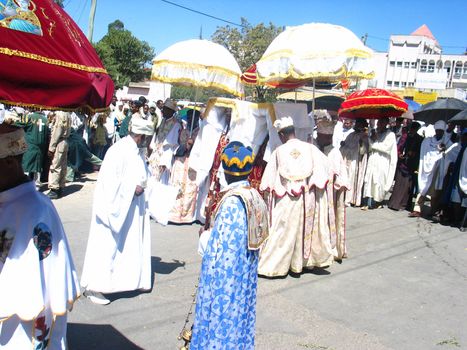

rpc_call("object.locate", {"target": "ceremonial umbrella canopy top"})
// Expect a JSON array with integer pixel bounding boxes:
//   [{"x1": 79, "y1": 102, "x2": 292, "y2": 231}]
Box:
[
  {"x1": 255, "y1": 22, "x2": 375, "y2": 87},
  {"x1": 338, "y1": 88, "x2": 408, "y2": 119},
  {"x1": 0, "y1": 0, "x2": 114, "y2": 111},
  {"x1": 151, "y1": 39, "x2": 244, "y2": 98}
]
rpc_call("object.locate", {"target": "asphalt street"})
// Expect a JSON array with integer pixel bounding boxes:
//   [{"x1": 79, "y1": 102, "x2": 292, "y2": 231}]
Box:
[{"x1": 54, "y1": 175, "x2": 467, "y2": 350}]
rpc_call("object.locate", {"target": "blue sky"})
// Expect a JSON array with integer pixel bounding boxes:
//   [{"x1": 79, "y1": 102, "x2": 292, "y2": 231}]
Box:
[{"x1": 64, "y1": 0, "x2": 466, "y2": 56}]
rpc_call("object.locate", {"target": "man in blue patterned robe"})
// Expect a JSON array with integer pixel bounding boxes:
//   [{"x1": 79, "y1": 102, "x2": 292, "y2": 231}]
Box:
[{"x1": 191, "y1": 141, "x2": 269, "y2": 350}]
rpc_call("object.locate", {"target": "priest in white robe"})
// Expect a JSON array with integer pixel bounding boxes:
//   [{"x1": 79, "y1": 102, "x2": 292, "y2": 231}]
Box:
[
  {"x1": 409, "y1": 120, "x2": 452, "y2": 217},
  {"x1": 148, "y1": 98, "x2": 181, "y2": 184},
  {"x1": 259, "y1": 117, "x2": 335, "y2": 277},
  {"x1": 340, "y1": 119, "x2": 369, "y2": 207},
  {"x1": 332, "y1": 118, "x2": 354, "y2": 148},
  {"x1": 315, "y1": 118, "x2": 350, "y2": 260},
  {"x1": 362, "y1": 117, "x2": 397, "y2": 209},
  {"x1": 0, "y1": 120, "x2": 80, "y2": 349},
  {"x1": 81, "y1": 118, "x2": 155, "y2": 305}
]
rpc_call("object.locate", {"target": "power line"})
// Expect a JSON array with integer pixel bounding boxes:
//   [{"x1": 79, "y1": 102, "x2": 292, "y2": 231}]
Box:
[
  {"x1": 76, "y1": 0, "x2": 88, "y2": 25},
  {"x1": 160, "y1": 0, "x2": 245, "y2": 28}
]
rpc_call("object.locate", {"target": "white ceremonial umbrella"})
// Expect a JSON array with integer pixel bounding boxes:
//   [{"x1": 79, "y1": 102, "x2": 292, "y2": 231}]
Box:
[
  {"x1": 255, "y1": 22, "x2": 375, "y2": 114},
  {"x1": 151, "y1": 39, "x2": 244, "y2": 98}
]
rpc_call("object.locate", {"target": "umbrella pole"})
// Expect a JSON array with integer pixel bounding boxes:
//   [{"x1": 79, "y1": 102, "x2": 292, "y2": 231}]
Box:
[
  {"x1": 190, "y1": 87, "x2": 200, "y2": 137},
  {"x1": 312, "y1": 78, "x2": 316, "y2": 116}
]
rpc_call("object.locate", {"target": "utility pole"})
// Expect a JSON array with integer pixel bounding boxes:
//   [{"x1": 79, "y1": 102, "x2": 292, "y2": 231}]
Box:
[
  {"x1": 87, "y1": 0, "x2": 97, "y2": 42},
  {"x1": 199, "y1": 26, "x2": 203, "y2": 40}
]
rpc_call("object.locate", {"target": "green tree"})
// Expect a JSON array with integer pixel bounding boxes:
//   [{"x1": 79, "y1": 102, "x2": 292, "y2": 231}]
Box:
[
  {"x1": 211, "y1": 18, "x2": 283, "y2": 102},
  {"x1": 94, "y1": 20, "x2": 154, "y2": 89},
  {"x1": 170, "y1": 86, "x2": 224, "y2": 103}
]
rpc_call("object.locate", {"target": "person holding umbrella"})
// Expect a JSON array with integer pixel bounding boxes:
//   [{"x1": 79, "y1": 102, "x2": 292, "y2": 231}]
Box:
[
  {"x1": 361, "y1": 117, "x2": 398, "y2": 210},
  {"x1": 409, "y1": 120, "x2": 453, "y2": 218}
]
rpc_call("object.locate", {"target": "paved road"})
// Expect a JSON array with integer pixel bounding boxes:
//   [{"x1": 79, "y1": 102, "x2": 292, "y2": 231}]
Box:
[{"x1": 54, "y1": 175, "x2": 467, "y2": 350}]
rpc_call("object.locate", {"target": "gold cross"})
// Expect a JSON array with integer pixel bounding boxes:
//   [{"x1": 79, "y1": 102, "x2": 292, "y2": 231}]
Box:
[{"x1": 290, "y1": 149, "x2": 300, "y2": 159}]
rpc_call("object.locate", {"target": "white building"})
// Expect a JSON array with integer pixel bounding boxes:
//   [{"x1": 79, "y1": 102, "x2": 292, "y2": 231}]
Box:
[
  {"x1": 370, "y1": 25, "x2": 467, "y2": 99},
  {"x1": 116, "y1": 81, "x2": 171, "y2": 102}
]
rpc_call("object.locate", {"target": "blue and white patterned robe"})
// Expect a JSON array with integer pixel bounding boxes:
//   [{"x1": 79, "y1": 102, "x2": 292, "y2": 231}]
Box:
[{"x1": 191, "y1": 182, "x2": 258, "y2": 350}]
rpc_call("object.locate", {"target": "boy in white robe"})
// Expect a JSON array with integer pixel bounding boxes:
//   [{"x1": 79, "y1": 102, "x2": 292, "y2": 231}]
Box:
[
  {"x1": 0, "y1": 119, "x2": 80, "y2": 349},
  {"x1": 81, "y1": 118, "x2": 154, "y2": 304}
]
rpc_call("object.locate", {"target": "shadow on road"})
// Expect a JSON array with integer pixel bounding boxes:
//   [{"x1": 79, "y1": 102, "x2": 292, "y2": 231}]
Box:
[
  {"x1": 62, "y1": 184, "x2": 83, "y2": 197},
  {"x1": 151, "y1": 256, "x2": 186, "y2": 275},
  {"x1": 68, "y1": 323, "x2": 144, "y2": 349}
]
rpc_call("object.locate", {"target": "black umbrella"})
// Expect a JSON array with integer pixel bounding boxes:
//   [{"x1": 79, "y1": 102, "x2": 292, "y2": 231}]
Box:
[
  {"x1": 448, "y1": 109, "x2": 467, "y2": 124},
  {"x1": 413, "y1": 98, "x2": 467, "y2": 124}
]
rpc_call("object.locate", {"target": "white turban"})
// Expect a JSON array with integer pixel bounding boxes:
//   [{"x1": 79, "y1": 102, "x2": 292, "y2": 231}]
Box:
[
  {"x1": 130, "y1": 118, "x2": 154, "y2": 136},
  {"x1": 0, "y1": 128, "x2": 28, "y2": 159},
  {"x1": 433, "y1": 120, "x2": 446, "y2": 130},
  {"x1": 148, "y1": 101, "x2": 157, "y2": 109},
  {"x1": 274, "y1": 116, "x2": 294, "y2": 132}
]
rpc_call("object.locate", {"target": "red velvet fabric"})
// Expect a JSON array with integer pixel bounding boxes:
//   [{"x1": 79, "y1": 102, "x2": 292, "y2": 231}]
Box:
[
  {"x1": 0, "y1": 0, "x2": 114, "y2": 111},
  {"x1": 338, "y1": 88, "x2": 408, "y2": 119},
  {"x1": 241, "y1": 64, "x2": 304, "y2": 89}
]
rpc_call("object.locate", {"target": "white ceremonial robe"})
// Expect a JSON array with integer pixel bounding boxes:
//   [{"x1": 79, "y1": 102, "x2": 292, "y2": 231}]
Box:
[
  {"x1": 434, "y1": 142, "x2": 459, "y2": 190},
  {"x1": 340, "y1": 131, "x2": 368, "y2": 206},
  {"x1": 0, "y1": 182, "x2": 80, "y2": 349},
  {"x1": 149, "y1": 117, "x2": 182, "y2": 184},
  {"x1": 363, "y1": 130, "x2": 397, "y2": 202},
  {"x1": 418, "y1": 136, "x2": 452, "y2": 196},
  {"x1": 332, "y1": 121, "x2": 354, "y2": 149},
  {"x1": 81, "y1": 136, "x2": 152, "y2": 293},
  {"x1": 324, "y1": 145, "x2": 350, "y2": 259},
  {"x1": 259, "y1": 139, "x2": 335, "y2": 276}
]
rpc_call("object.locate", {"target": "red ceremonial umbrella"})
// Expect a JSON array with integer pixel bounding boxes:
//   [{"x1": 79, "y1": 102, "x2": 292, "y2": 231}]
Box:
[
  {"x1": 0, "y1": 0, "x2": 114, "y2": 111},
  {"x1": 241, "y1": 63, "x2": 304, "y2": 89},
  {"x1": 338, "y1": 88, "x2": 408, "y2": 119}
]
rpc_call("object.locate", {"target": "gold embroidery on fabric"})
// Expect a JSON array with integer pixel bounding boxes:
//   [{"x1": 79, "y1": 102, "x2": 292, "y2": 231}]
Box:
[
  {"x1": 150, "y1": 75, "x2": 243, "y2": 97},
  {"x1": 290, "y1": 149, "x2": 301, "y2": 159},
  {"x1": 40, "y1": 7, "x2": 56, "y2": 37},
  {"x1": 0, "y1": 47, "x2": 108, "y2": 73}
]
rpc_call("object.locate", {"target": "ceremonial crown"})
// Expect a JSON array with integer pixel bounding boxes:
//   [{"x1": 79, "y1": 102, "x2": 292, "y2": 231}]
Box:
[{"x1": 221, "y1": 141, "x2": 255, "y2": 176}]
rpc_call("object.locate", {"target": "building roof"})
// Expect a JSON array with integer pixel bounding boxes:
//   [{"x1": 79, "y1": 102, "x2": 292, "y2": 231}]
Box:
[{"x1": 411, "y1": 24, "x2": 438, "y2": 44}]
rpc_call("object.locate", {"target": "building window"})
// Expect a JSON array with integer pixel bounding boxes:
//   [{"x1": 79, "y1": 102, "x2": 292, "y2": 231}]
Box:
[
  {"x1": 389, "y1": 61, "x2": 395, "y2": 67},
  {"x1": 428, "y1": 60, "x2": 435, "y2": 72},
  {"x1": 404, "y1": 62, "x2": 410, "y2": 68},
  {"x1": 401, "y1": 82, "x2": 407, "y2": 87},
  {"x1": 411, "y1": 62, "x2": 417, "y2": 68},
  {"x1": 394, "y1": 81, "x2": 400, "y2": 87},
  {"x1": 397, "y1": 61, "x2": 403, "y2": 67},
  {"x1": 408, "y1": 82, "x2": 415, "y2": 87},
  {"x1": 454, "y1": 62, "x2": 463, "y2": 78},
  {"x1": 387, "y1": 80, "x2": 393, "y2": 86},
  {"x1": 420, "y1": 60, "x2": 427, "y2": 72}
]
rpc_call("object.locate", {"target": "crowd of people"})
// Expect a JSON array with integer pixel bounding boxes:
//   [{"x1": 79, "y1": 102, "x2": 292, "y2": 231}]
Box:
[{"x1": 1, "y1": 95, "x2": 466, "y2": 348}]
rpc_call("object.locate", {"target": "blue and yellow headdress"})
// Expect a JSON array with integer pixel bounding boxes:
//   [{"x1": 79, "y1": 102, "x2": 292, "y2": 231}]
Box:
[{"x1": 221, "y1": 141, "x2": 255, "y2": 176}]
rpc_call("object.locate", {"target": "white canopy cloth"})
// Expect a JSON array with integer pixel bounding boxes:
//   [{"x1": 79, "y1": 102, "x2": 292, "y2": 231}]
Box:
[
  {"x1": 255, "y1": 22, "x2": 374, "y2": 85},
  {"x1": 151, "y1": 39, "x2": 244, "y2": 97}
]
